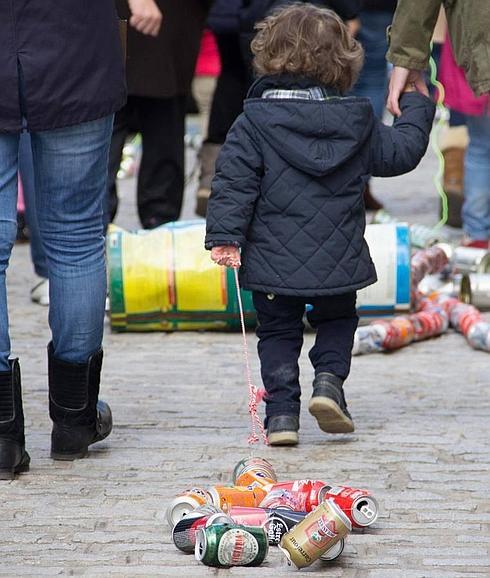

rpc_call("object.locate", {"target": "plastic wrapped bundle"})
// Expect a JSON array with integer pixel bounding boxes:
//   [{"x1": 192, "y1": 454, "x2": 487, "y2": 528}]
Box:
[{"x1": 107, "y1": 221, "x2": 255, "y2": 332}]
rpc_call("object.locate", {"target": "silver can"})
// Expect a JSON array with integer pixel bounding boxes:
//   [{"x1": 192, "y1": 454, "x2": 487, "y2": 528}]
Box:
[
  {"x1": 451, "y1": 247, "x2": 490, "y2": 274},
  {"x1": 464, "y1": 274, "x2": 490, "y2": 310}
]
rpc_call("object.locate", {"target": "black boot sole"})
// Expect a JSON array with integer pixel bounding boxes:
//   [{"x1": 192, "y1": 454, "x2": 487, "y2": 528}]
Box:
[
  {"x1": 0, "y1": 451, "x2": 31, "y2": 480},
  {"x1": 51, "y1": 448, "x2": 89, "y2": 461},
  {"x1": 309, "y1": 397, "x2": 355, "y2": 434}
]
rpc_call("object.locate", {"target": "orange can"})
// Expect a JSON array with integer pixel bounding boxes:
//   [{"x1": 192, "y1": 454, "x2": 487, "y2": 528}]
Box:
[{"x1": 208, "y1": 485, "x2": 268, "y2": 512}]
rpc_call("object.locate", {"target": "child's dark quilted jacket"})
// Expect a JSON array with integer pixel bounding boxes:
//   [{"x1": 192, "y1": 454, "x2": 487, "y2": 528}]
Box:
[{"x1": 205, "y1": 75, "x2": 435, "y2": 296}]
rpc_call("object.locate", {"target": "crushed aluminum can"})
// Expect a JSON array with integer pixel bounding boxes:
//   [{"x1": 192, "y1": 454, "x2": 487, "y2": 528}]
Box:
[
  {"x1": 450, "y1": 247, "x2": 490, "y2": 275},
  {"x1": 352, "y1": 324, "x2": 387, "y2": 355},
  {"x1": 320, "y1": 485, "x2": 379, "y2": 528},
  {"x1": 380, "y1": 317, "x2": 415, "y2": 350},
  {"x1": 172, "y1": 511, "x2": 232, "y2": 554},
  {"x1": 195, "y1": 523, "x2": 269, "y2": 567},
  {"x1": 259, "y1": 480, "x2": 329, "y2": 512},
  {"x1": 464, "y1": 274, "x2": 490, "y2": 310},
  {"x1": 166, "y1": 488, "x2": 212, "y2": 527},
  {"x1": 227, "y1": 506, "x2": 307, "y2": 546},
  {"x1": 208, "y1": 485, "x2": 268, "y2": 512},
  {"x1": 232, "y1": 457, "x2": 277, "y2": 488},
  {"x1": 279, "y1": 499, "x2": 351, "y2": 569},
  {"x1": 466, "y1": 321, "x2": 490, "y2": 352}
]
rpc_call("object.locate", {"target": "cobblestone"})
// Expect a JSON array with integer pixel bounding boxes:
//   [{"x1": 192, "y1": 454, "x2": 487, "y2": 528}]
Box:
[{"x1": 0, "y1": 137, "x2": 489, "y2": 576}]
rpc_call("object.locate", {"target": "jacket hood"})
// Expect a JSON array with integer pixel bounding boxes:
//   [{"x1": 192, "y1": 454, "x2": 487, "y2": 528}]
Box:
[{"x1": 243, "y1": 75, "x2": 375, "y2": 177}]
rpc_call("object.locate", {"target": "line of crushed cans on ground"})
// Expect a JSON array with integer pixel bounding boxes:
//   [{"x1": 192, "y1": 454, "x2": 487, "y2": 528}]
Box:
[
  {"x1": 166, "y1": 457, "x2": 378, "y2": 569},
  {"x1": 353, "y1": 243, "x2": 490, "y2": 355}
]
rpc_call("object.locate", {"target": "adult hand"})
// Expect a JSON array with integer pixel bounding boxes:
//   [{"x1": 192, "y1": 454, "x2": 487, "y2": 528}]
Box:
[
  {"x1": 211, "y1": 246, "x2": 241, "y2": 269},
  {"x1": 128, "y1": 0, "x2": 162, "y2": 37},
  {"x1": 387, "y1": 67, "x2": 429, "y2": 117}
]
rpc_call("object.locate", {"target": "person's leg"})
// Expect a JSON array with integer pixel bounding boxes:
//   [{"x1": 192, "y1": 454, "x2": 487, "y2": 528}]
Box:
[
  {"x1": 105, "y1": 103, "x2": 131, "y2": 227},
  {"x1": 18, "y1": 133, "x2": 50, "y2": 309},
  {"x1": 253, "y1": 292, "x2": 305, "y2": 420},
  {"x1": 207, "y1": 33, "x2": 249, "y2": 145},
  {"x1": 196, "y1": 33, "x2": 249, "y2": 217},
  {"x1": 0, "y1": 133, "x2": 30, "y2": 478},
  {"x1": 31, "y1": 117, "x2": 113, "y2": 362},
  {"x1": 0, "y1": 133, "x2": 20, "y2": 372},
  {"x1": 307, "y1": 292, "x2": 358, "y2": 434},
  {"x1": 136, "y1": 95, "x2": 186, "y2": 228},
  {"x1": 462, "y1": 115, "x2": 490, "y2": 243},
  {"x1": 31, "y1": 116, "x2": 114, "y2": 460}
]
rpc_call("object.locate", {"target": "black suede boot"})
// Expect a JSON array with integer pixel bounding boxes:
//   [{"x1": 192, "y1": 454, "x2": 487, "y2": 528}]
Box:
[
  {"x1": 308, "y1": 372, "x2": 354, "y2": 434},
  {"x1": 267, "y1": 415, "x2": 299, "y2": 446},
  {"x1": 48, "y1": 344, "x2": 112, "y2": 460},
  {"x1": 0, "y1": 359, "x2": 30, "y2": 480}
]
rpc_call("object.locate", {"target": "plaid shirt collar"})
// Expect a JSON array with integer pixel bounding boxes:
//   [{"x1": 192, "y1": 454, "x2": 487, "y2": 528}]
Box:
[{"x1": 262, "y1": 87, "x2": 330, "y2": 101}]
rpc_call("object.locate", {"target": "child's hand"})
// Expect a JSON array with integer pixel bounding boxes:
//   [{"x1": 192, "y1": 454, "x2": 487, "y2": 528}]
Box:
[{"x1": 211, "y1": 246, "x2": 241, "y2": 269}]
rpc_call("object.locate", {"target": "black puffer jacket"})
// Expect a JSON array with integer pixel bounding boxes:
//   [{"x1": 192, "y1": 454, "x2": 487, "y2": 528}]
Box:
[{"x1": 205, "y1": 75, "x2": 435, "y2": 296}]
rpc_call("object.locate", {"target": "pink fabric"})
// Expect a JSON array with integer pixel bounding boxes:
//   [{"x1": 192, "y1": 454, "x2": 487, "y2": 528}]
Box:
[
  {"x1": 17, "y1": 176, "x2": 25, "y2": 212},
  {"x1": 439, "y1": 37, "x2": 489, "y2": 117},
  {"x1": 195, "y1": 29, "x2": 221, "y2": 77}
]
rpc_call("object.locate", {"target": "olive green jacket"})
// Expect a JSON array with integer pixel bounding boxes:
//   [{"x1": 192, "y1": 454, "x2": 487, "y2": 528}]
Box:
[{"x1": 387, "y1": 0, "x2": 490, "y2": 96}]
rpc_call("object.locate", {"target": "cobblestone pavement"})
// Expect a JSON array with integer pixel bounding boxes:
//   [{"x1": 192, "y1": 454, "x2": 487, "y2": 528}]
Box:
[{"x1": 1, "y1": 129, "x2": 489, "y2": 577}]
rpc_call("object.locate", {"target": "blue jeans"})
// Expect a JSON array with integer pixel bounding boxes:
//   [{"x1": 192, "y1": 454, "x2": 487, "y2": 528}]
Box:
[
  {"x1": 19, "y1": 133, "x2": 49, "y2": 278},
  {"x1": 0, "y1": 116, "x2": 113, "y2": 371},
  {"x1": 352, "y1": 10, "x2": 394, "y2": 119},
  {"x1": 463, "y1": 115, "x2": 490, "y2": 240}
]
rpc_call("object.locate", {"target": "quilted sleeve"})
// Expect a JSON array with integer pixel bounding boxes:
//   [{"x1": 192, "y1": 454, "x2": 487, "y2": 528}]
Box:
[
  {"x1": 369, "y1": 92, "x2": 435, "y2": 177},
  {"x1": 205, "y1": 114, "x2": 263, "y2": 249}
]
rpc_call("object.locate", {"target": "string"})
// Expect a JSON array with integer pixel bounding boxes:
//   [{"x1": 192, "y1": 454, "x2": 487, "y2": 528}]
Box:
[
  {"x1": 428, "y1": 47, "x2": 449, "y2": 229},
  {"x1": 233, "y1": 268, "x2": 268, "y2": 447}
]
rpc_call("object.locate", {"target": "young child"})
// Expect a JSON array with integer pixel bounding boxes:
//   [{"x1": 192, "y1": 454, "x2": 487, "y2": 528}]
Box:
[{"x1": 205, "y1": 3, "x2": 435, "y2": 445}]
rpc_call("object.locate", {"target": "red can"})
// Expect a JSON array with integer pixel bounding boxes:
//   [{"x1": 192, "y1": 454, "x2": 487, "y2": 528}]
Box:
[
  {"x1": 259, "y1": 480, "x2": 328, "y2": 512},
  {"x1": 320, "y1": 485, "x2": 378, "y2": 528}
]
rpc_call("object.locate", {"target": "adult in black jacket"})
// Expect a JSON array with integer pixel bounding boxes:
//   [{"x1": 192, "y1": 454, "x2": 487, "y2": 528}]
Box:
[
  {"x1": 0, "y1": 0, "x2": 161, "y2": 478},
  {"x1": 109, "y1": 0, "x2": 212, "y2": 229},
  {"x1": 206, "y1": 4, "x2": 434, "y2": 445}
]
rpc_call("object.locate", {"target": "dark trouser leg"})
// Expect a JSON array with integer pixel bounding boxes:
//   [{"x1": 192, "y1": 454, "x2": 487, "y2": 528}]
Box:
[
  {"x1": 106, "y1": 103, "x2": 132, "y2": 227},
  {"x1": 136, "y1": 95, "x2": 186, "y2": 228},
  {"x1": 307, "y1": 292, "x2": 358, "y2": 381},
  {"x1": 252, "y1": 292, "x2": 305, "y2": 423},
  {"x1": 206, "y1": 33, "x2": 249, "y2": 145}
]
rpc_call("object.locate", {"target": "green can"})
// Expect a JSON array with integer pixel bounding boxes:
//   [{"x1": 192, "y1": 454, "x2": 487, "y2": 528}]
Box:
[{"x1": 195, "y1": 523, "x2": 269, "y2": 568}]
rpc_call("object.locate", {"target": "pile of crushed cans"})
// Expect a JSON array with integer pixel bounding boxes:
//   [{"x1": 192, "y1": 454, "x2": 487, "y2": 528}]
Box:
[
  {"x1": 166, "y1": 457, "x2": 378, "y2": 569},
  {"x1": 353, "y1": 244, "x2": 490, "y2": 355}
]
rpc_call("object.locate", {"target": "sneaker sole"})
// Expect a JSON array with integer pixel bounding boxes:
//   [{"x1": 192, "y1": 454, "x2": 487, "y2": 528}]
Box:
[
  {"x1": 309, "y1": 398, "x2": 355, "y2": 434},
  {"x1": 268, "y1": 431, "x2": 299, "y2": 446}
]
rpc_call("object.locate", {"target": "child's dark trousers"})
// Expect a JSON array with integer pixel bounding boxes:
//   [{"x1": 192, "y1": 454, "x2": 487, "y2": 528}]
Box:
[{"x1": 252, "y1": 291, "x2": 358, "y2": 422}]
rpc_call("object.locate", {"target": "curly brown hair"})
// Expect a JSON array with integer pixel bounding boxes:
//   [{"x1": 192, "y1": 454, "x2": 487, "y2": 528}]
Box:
[{"x1": 251, "y1": 3, "x2": 364, "y2": 93}]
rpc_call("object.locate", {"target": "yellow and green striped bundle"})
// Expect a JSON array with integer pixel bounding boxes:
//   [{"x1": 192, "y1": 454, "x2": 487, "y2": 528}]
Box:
[{"x1": 107, "y1": 220, "x2": 255, "y2": 332}]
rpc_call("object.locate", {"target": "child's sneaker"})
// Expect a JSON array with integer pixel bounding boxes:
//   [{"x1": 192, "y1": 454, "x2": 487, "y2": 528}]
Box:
[
  {"x1": 308, "y1": 373, "x2": 355, "y2": 434},
  {"x1": 267, "y1": 415, "x2": 299, "y2": 446}
]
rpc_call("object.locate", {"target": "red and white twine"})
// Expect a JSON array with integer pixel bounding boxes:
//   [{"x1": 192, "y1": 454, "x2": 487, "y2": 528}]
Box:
[{"x1": 233, "y1": 268, "x2": 268, "y2": 446}]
